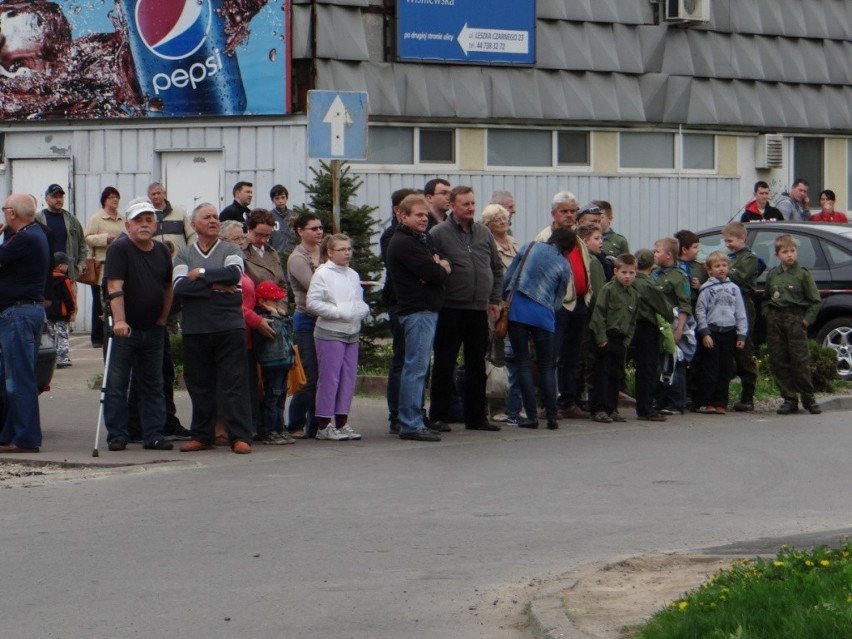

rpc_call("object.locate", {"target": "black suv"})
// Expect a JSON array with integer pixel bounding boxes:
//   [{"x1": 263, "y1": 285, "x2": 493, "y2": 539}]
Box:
[{"x1": 697, "y1": 221, "x2": 852, "y2": 379}]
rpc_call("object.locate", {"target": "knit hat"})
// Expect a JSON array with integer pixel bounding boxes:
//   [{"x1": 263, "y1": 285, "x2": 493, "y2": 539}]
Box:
[{"x1": 255, "y1": 281, "x2": 287, "y2": 301}]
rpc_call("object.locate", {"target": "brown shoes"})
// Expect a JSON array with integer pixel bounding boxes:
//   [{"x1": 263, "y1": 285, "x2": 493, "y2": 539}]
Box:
[
  {"x1": 232, "y1": 440, "x2": 252, "y2": 454},
  {"x1": 0, "y1": 443, "x2": 39, "y2": 453},
  {"x1": 180, "y1": 440, "x2": 214, "y2": 452},
  {"x1": 558, "y1": 405, "x2": 590, "y2": 419}
]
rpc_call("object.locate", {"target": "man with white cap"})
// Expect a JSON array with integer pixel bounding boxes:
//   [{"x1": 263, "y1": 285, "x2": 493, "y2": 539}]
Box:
[{"x1": 101, "y1": 198, "x2": 174, "y2": 451}]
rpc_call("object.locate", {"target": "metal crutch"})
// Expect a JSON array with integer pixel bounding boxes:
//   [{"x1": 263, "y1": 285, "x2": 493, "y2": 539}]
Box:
[{"x1": 92, "y1": 316, "x2": 115, "y2": 457}]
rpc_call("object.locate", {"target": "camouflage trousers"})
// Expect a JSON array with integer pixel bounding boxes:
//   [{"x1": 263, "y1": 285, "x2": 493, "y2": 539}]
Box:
[
  {"x1": 764, "y1": 307, "x2": 814, "y2": 403},
  {"x1": 46, "y1": 319, "x2": 71, "y2": 366}
]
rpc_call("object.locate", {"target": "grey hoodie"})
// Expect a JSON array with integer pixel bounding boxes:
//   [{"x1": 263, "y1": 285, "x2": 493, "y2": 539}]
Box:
[{"x1": 695, "y1": 277, "x2": 748, "y2": 341}]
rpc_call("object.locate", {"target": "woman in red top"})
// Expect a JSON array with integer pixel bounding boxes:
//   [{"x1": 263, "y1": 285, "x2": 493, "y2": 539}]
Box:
[{"x1": 810, "y1": 189, "x2": 848, "y2": 223}]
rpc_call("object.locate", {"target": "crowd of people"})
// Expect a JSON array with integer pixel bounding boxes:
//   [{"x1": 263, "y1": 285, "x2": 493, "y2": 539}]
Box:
[{"x1": 0, "y1": 176, "x2": 841, "y2": 453}]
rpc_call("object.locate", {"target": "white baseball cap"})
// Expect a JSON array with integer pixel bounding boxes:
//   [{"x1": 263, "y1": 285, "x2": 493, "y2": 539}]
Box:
[{"x1": 125, "y1": 198, "x2": 156, "y2": 220}]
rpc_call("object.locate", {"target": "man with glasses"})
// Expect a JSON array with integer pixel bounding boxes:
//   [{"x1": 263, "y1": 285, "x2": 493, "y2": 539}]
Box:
[
  {"x1": 535, "y1": 191, "x2": 592, "y2": 421},
  {"x1": 424, "y1": 178, "x2": 452, "y2": 230},
  {"x1": 0, "y1": 194, "x2": 51, "y2": 453}
]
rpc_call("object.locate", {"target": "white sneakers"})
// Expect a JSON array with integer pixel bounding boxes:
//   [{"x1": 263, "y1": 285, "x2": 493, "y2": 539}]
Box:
[{"x1": 316, "y1": 424, "x2": 363, "y2": 441}]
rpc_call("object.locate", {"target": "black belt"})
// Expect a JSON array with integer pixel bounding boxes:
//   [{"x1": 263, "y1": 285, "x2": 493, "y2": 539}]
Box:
[{"x1": 0, "y1": 300, "x2": 42, "y2": 313}]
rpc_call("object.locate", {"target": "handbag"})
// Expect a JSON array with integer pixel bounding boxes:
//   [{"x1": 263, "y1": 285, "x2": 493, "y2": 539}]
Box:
[
  {"x1": 494, "y1": 241, "x2": 537, "y2": 340},
  {"x1": 287, "y1": 344, "x2": 307, "y2": 395},
  {"x1": 485, "y1": 359, "x2": 509, "y2": 398},
  {"x1": 76, "y1": 257, "x2": 99, "y2": 286}
]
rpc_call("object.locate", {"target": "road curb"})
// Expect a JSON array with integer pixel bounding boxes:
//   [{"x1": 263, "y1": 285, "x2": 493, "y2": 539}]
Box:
[{"x1": 529, "y1": 576, "x2": 596, "y2": 639}]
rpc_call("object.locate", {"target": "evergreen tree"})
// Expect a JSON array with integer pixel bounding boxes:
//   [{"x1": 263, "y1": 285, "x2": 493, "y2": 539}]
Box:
[{"x1": 294, "y1": 161, "x2": 389, "y2": 368}]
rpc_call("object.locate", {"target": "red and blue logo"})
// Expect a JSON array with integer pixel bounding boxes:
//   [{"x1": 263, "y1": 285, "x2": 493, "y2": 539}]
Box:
[{"x1": 135, "y1": 0, "x2": 211, "y2": 60}]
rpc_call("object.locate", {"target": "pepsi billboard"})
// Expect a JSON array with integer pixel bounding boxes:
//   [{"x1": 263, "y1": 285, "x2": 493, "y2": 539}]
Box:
[{"x1": 0, "y1": 0, "x2": 290, "y2": 119}]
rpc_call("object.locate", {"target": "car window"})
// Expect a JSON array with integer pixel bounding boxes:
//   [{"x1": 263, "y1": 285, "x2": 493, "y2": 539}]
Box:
[
  {"x1": 751, "y1": 230, "x2": 825, "y2": 270},
  {"x1": 697, "y1": 232, "x2": 725, "y2": 262},
  {"x1": 822, "y1": 241, "x2": 852, "y2": 268}
]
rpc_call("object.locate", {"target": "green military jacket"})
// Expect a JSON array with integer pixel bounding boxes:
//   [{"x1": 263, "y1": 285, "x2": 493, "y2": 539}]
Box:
[
  {"x1": 764, "y1": 262, "x2": 821, "y2": 325},
  {"x1": 632, "y1": 272, "x2": 675, "y2": 324},
  {"x1": 589, "y1": 279, "x2": 638, "y2": 345},
  {"x1": 588, "y1": 253, "x2": 606, "y2": 308},
  {"x1": 728, "y1": 247, "x2": 760, "y2": 296},
  {"x1": 602, "y1": 229, "x2": 630, "y2": 259},
  {"x1": 679, "y1": 259, "x2": 708, "y2": 306},
  {"x1": 655, "y1": 264, "x2": 692, "y2": 315}
]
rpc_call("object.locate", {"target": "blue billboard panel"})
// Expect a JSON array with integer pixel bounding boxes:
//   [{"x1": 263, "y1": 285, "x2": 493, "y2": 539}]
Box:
[
  {"x1": 397, "y1": 0, "x2": 536, "y2": 65},
  {"x1": 0, "y1": 0, "x2": 290, "y2": 120}
]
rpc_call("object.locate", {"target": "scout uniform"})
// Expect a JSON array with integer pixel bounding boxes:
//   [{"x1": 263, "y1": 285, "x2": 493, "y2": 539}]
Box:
[
  {"x1": 602, "y1": 230, "x2": 630, "y2": 259},
  {"x1": 631, "y1": 273, "x2": 676, "y2": 419},
  {"x1": 727, "y1": 246, "x2": 760, "y2": 409},
  {"x1": 764, "y1": 261, "x2": 821, "y2": 411}
]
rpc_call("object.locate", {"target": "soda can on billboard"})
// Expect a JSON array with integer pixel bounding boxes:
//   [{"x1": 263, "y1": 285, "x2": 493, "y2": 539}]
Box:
[{"x1": 118, "y1": 0, "x2": 247, "y2": 116}]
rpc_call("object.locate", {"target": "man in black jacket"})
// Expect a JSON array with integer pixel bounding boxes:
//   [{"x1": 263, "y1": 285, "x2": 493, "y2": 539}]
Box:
[
  {"x1": 386, "y1": 195, "x2": 451, "y2": 442},
  {"x1": 219, "y1": 181, "x2": 254, "y2": 224}
]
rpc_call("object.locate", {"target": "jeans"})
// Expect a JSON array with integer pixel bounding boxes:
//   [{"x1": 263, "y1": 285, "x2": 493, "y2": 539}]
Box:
[
  {"x1": 260, "y1": 366, "x2": 289, "y2": 435},
  {"x1": 128, "y1": 332, "x2": 183, "y2": 437},
  {"x1": 0, "y1": 303, "x2": 45, "y2": 449},
  {"x1": 398, "y1": 311, "x2": 438, "y2": 433},
  {"x1": 508, "y1": 321, "x2": 557, "y2": 422},
  {"x1": 554, "y1": 301, "x2": 587, "y2": 409},
  {"x1": 386, "y1": 306, "x2": 405, "y2": 420},
  {"x1": 430, "y1": 308, "x2": 489, "y2": 427},
  {"x1": 104, "y1": 326, "x2": 167, "y2": 445},
  {"x1": 183, "y1": 329, "x2": 253, "y2": 445},
  {"x1": 288, "y1": 312, "x2": 318, "y2": 435}
]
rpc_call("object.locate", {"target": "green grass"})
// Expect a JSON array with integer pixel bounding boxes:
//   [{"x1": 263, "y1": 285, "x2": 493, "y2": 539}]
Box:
[{"x1": 633, "y1": 543, "x2": 852, "y2": 639}]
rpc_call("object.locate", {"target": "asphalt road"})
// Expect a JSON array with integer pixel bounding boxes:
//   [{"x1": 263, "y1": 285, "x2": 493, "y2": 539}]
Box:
[{"x1": 2, "y1": 338, "x2": 852, "y2": 638}]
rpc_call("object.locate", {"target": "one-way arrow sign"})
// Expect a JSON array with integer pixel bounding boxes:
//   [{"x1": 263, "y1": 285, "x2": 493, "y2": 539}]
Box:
[{"x1": 308, "y1": 91, "x2": 369, "y2": 160}]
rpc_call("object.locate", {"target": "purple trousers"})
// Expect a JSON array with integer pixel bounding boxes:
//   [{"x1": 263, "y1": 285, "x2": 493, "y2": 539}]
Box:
[{"x1": 314, "y1": 338, "x2": 359, "y2": 418}]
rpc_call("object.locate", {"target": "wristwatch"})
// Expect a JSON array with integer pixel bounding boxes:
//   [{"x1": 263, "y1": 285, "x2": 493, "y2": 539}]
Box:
[{"x1": 198, "y1": 268, "x2": 206, "y2": 279}]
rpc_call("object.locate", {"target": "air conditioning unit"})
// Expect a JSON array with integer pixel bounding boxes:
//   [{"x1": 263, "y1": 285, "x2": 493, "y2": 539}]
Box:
[
  {"x1": 755, "y1": 134, "x2": 784, "y2": 170},
  {"x1": 664, "y1": 0, "x2": 710, "y2": 23}
]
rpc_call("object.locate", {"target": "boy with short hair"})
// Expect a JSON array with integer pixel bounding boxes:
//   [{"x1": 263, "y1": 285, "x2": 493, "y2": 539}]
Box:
[
  {"x1": 653, "y1": 237, "x2": 693, "y2": 415},
  {"x1": 723, "y1": 221, "x2": 761, "y2": 411},
  {"x1": 596, "y1": 200, "x2": 630, "y2": 259},
  {"x1": 576, "y1": 223, "x2": 607, "y2": 409},
  {"x1": 46, "y1": 252, "x2": 76, "y2": 369},
  {"x1": 631, "y1": 249, "x2": 677, "y2": 421},
  {"x1": 252, "y1": 281, "x2": 296, "y2": 444},
  {"x1": 764, "y1": 235, "x2": 822, "y2": 415},
  {"x1": 674, "y1": 229, "x2": 707, "y2": 306},
  {"x1": 589, "y1": 254, "x2": 638, "y2": 423},
  {"x1": 693, "y1": 252, "x2": 747, "y2": 414}
]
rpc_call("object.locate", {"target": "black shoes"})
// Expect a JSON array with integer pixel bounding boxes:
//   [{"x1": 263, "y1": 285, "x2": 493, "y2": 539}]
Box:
[
  {"x1": 400, "y1": 429, "x2": 441, "y2": 442},
  {"x1": 430, "y1": 420, "x2": 453, "y2": 432},
  {"x1": 108, "y1": 439, "x2": 127, "y2": 451},
  {"x1": 518, "y1": 418, "x2": 539, "y2": 429},
  {"x1": 388, "y1": 418, "x2": 401, "y2": 435},
  {"x1": 164, "y1": 425, "x2": 192, "y2": 441},
  {"x1": 144, "y1": 439, "x2": 175, "y2": 450},
  {"x1": 638, "y1": 413, "x2": 667, "y2": 422},
  {"x1": 733, "y1": 400, "x2": 754, "y2": 412},
  {"x1": 465, "y1": 421, "x2": 501, "y2": 431},
  {"x1": 802, "y1": 402, "x2": 822, "y2": 415},
  {"x1": 776, "y1": 401, "x2": 799, "y2": 415},
  {"x1": 546, "y1": 420, "x2": 559, "y2": 430}
]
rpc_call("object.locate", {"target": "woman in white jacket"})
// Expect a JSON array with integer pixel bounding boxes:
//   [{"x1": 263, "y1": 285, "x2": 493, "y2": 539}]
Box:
[{"x1": 306, "y1": 234, "x2": 370, "y2": 440}]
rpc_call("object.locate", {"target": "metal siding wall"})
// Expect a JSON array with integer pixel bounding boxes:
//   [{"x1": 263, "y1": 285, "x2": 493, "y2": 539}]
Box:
[{"x1": 351, "y1": 171, "x2": 740, "y2": 251}]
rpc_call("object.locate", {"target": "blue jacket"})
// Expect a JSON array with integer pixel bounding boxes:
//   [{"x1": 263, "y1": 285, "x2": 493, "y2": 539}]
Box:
[{"x1": 503, "y1": 242, "x2": 571, "y2": 313}]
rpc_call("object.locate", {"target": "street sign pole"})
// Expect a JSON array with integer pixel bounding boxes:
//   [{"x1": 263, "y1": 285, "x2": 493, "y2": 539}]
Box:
[{"x1": 331, "y1": 159, "x2": 342, "y2": 233}]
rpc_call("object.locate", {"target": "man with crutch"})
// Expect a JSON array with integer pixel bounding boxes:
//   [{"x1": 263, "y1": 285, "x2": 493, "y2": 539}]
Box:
[{"x1": 101, "y1": 198, "x2": 174, "y2": 452}]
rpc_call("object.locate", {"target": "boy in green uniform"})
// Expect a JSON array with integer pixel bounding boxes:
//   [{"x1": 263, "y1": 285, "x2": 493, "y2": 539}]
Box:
[
  {"x1": 674, "y1": 229, "x2": 707, "y2": 306},
  {"x1": 653, "y1": 236, "x2": 693, "y2": 415},
  {"x1": 589, "y1": 254, "x2": 638, "y2": 423},
  {"x1": 596, "y1": 200, "x2": 630, "y2": 260},
  {"x1": 723, "y1": 222, "x2": 761, "y2": 411},
  {"x1": 630, "y1": 249, "x2": 677, "y2": 421},
  {"x1": 576, "y1": 223, "x2": 607, "y2": 409},
  {"x1": 764, "y1": 235, "x2": 822, "y2": 415}
]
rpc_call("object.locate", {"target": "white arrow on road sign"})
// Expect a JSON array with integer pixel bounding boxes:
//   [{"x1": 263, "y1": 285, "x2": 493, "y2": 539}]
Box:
[
  {"x1": 457, "y1": 23, "x2": 530, "y2": 56},
  {"x1": 323, "y1": 95, "x2": 353, "y2": 156}
]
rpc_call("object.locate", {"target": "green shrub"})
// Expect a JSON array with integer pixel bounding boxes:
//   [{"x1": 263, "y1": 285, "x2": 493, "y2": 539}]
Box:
[{"x1": 757, "y1": 341, "x2": 837, "y2": 393}]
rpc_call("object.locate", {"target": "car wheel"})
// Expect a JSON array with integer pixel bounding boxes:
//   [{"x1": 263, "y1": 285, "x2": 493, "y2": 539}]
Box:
[{"x1": 816, "y1": 317, "x2": 852, "y2": 380}]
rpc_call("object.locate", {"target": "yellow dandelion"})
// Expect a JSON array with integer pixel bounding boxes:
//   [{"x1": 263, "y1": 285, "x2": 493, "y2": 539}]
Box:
[
  {"x1": 805, "y1": 560, "x2": 814, "y2": 567},
  {"x1": 774, "y1": 561, "x2": 784, "y2": 567},
  {"x1": 678, "y1": 601, "x2": 689, "y2": 611},
  {"x1": 820, "y1": 559, "x2": 830, "y2": 567}
]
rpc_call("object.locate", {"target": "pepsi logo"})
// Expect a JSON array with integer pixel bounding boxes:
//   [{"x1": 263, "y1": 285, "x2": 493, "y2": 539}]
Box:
[{"x1": 135, "y1": 0, "x2": 211, "y2": 60}]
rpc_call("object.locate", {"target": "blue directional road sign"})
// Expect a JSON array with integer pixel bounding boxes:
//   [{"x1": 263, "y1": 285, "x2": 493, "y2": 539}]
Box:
[
  {"x1": 308, "y1": 91, "x2": 369, "y2": 160},
  {"x1": 397, "y1": 0, "x2": 535, "y2": 65}
]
